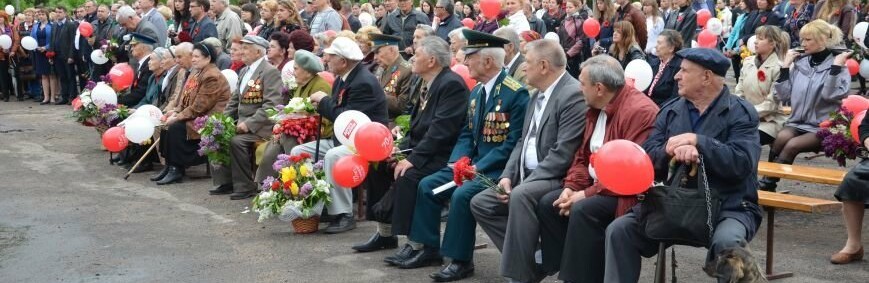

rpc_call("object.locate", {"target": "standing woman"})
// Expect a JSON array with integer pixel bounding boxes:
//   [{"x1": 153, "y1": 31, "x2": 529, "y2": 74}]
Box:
[
  {"x1": 646, "y1": 29, "x2": 683, "y2": 105},
  {"x1": 785, "y1": 0, "x2": 814, "y2": 48},
  {"x1": 813, "y1": 0, "x2": 857, "y2": 45},
  {"x1": 256, "y1": 0, "x2": 278, "y2": 40},
  {"x1": 643, "y1": 0, "x2": 665, "y2": 56},
  {"x1": 274, "y1": 0, "x2": 305, "y2": 35},
  {"x1": 762, "y1": 20, "x2": 851, "y2": 191},
  {"x1": 733, "y1": 25, "x2": 790, "y2": 145},
  {"x1": 32, "y1": 9, "x2": 57, "y2": 105},
  {"x1": 663, "y1": 0, "x2": 697, "y2": 43},
  {"x1": 171, "y1": 0, "x2": 191, "y2": 45},
  {"x1": 241, "y1": 3, "x2": 261, "y2": 34},
  {"x1": 726, "y1": 0, "x2": 756, "y2": 82},
  {"x1": 542, "y1": 0, "x2": 566, "y2": 34},
  {"x1": 156, "y1": 43, "x2": 231, "y2": 185},
  {"x1": 15, "y1": 12, "x2": 38, "y2": 101},
  {"x1": 747, "y1": 0, "x2": 785, "y2": 30},
  {"x1": 559, "y1": 0, "x2": 593, "y2": 78},
  {"x1": 607, "y1": 21, "x2": 646, "y2": 68},
  {"x1": 421, "y1": 1, "x2": 435, "y2": 22},
  {"x1": 506, "y1": 0, "x2": 532, "y2": 33},
  {"x1": 831, "y1": 111, "x2": 869, "y2": 264},
  {"x1": 593, "y1": 0, "x2": 618, "y2": 51},
  {"x1": 0, "y1": 11, "x2": 19, "y2": 102},
  {"x1": 463, "y1": 5, "x2": 476, "y2": 21}
]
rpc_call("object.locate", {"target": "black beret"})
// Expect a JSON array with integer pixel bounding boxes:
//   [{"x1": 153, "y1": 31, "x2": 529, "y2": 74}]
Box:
[{"x1": 676, "y1": 48, "x2": 731, "y2": 77}]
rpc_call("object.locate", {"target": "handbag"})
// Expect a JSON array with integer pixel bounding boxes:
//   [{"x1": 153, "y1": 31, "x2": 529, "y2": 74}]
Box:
[{"x1": 639, "y1": 156, "x2": 721, "y2": 247}]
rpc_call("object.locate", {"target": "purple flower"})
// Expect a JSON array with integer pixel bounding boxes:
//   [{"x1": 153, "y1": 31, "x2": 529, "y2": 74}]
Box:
[
  {"x1": 261, "y1": 176, "x2": 276, "y2": 191},
  {"x1": 299, "y1": 182, "x2": 314, "y2": 198},
  {"x1": 197, "y1": 148, "x2": 207, "y2": 156},
  {"x1": 276, "y1": 104, "x2": 285, "y2": 111},
  {"x1": 85, "y1": 81, "x2": 97, "y2": 90},
  {"x1": 313, "y1": 160, "x2": 325, "y2": 171},
  {"x1": 193, "y1": 116, "x2": 208, "y2": 131}
]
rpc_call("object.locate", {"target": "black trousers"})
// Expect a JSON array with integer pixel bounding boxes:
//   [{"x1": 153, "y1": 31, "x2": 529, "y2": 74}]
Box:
[
  {"x1": 159, "y1": 122, "x2": 206, "y2": 167},
  {"x1": 122, "y1": 142, "x2": 160, "y2": 165},
  {"x1": 56, "y1": 59, "x2": 77, "y2": 100},
  {"x1": 388, "y1": 165, "x2": 440, "y2": 235},
  {"x1": 538, "y1": 191, "x2": 619, "y2": 283},
  {"x1": 0, "y1": 60, "x2": 12, "y2": 99}
]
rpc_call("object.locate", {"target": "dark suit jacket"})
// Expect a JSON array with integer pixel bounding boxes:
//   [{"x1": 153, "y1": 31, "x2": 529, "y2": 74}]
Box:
[
  {"x1": 616, "y1": 3, "x2": 648, "y2": 51},
  {"x1": 190, "y1": 17, "x2": 218, "y2": 44},
  {"x1": 741, "y1": 10, "x2": 784, "y2": 44},
  {"x1": 50, "y1": 19, "x2": 77, "y2": 60},
  {"x1": 647, "y1": 56, "x2": 682, "y2": 106},
  {"x1": 501, "y1": 73, "x2": 586, "y2": 184},
  {"x1": 399, "y1": 68, "x2": 469, "y2": 171},
  {"x1": 317, "y1": 63, "x2": 389, "y2": 145},
  {"x1": 664, "y1": 6, "x2": 698, "y2": 41},
  {"x1": 119, "y1": 58, "x2": 154, "y2": 107}
]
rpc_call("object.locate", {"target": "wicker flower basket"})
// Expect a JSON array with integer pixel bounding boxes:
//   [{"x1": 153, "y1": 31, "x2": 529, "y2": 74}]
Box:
[
  {"x1": 291, "y1": 217, "x2": 320, "y2": 234},
  {"x1": 95, "y1": 125, "x2": 109, "y2": 135}
]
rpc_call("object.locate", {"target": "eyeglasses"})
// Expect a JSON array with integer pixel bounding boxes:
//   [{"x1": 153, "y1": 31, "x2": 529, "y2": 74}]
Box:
[{"x1": 190, "y1": 4, "x2": 200, "y2": 8}]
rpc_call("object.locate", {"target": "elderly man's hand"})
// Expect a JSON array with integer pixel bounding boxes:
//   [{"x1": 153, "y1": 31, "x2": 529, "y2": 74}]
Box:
[
  {"x1": 665, "y1": 133, "x2": 698, "y2": 156},
  {"x1": 309, "y1": 91, "x2": 328, "y2": 104},
  {"x1": 236, "y1": 122, "x2": 249, "y2": 134},
  {"x1": 672, "y1": 145, "x2": 700, "y2": 164}
]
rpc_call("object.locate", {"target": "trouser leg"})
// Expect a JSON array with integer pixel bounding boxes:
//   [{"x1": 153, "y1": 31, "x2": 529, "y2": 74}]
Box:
[
  {"x1": 558, "y1": 195, "x2": 618, "y2": 283},
  {"x1": 408, "y1": 168, "x2": 453, "y2": 248},
  {"x1": 470, "y1": 188, "x2": 508, "y2": 250},
  {"x1": 604, "y1": 212, "x2": 662, "y2": 283},
  {"x1": 537, "y1": 190, "x2": 567, "y2": 275},
  {"x1": 500, "y1": 180, "x2": 560, "y2": 282}
]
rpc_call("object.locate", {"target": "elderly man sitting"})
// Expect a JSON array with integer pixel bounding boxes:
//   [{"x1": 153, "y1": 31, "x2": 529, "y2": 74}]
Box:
[{"x1": 603, "y1": 48, "x2": 763, "y2": 282}]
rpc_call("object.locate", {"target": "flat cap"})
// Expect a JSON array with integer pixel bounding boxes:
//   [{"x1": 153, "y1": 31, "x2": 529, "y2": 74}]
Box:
[
  {"x1": 369, "y1": 33, "x2": 402, "y2": 51},
  {"x1": 200, "y1": 37, "x2": 222, "y2": 50},
  {"x1": 324, "y1": 37, "x2": 364, "y2": 61},
  {"x1": 294, "y1": 49, "x2": 324, "y2": 73},
  {"x1": 676, "y1": 48, "x2": 731, "y2": 77},
  {"x1": 462, "y1": 29, "x2": 510, "y2": 55},
  {"x1": 129, "y1": 32, "x2": 157, "y2": 47},
  {"x1": 240, "y1": 35, "x2": 270, "y2": 49}
]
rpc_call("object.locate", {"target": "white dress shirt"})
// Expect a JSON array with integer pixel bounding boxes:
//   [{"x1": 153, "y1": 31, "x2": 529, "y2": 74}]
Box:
[
  {"x1": 587, "y1": 111, "x2": 608, "y2": 180},
  {"x1": 240, "y1": 57, "x2": 265, "y2": 94},
  {"x1": 523, "y1": 71, "x2": 565, "y2": 170},
  {"x1": 482, "y1": 72, "x2": 500, "y2": 103}
]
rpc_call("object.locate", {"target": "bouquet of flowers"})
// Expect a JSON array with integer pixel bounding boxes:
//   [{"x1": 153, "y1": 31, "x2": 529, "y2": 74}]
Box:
[
  {"x1": 100, "y1": 38, "x2": 120, "y2": 61},
  {"x1": 94, "y1": 103, "x2": 131, "y2": 130},
  {"x1": 72, "y1": 81, "x2": 102, "y2": 127},
  {"x1": 253, "y1": 153, "x2": 331, "y2": 224},
  {"x1": 453, "y1": 156, "x2": 505, "y2": 194},
  {"x1": 46, "y1": 51, "x2": 55, "y2": 64},
  {"x1": 281, "y1": 74, "x2": 298, "y2": 97},
  {"x1": 817, "y1": 107, "x2": 868, "y2": 166},
  {"x1": 391, "y1": 114, "x2": 412, "y2": 161},
  {"x1": 266, "y1": 97, "x2": 321, "y2": 144},
  {"x1": 193, "y1": 113, "x2": 236, "y2": 166}
]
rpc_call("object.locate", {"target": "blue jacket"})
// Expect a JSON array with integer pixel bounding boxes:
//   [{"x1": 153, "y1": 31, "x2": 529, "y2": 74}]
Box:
[
  {"x1": 31, "y1": 22, "x2": 52, "y2": 49},
  {"x1": 448, "y1": 70, "x2": 529, "y2": 180},
  {"x1": 642, "y1": 88, "x2": 763, "y2": 240}
]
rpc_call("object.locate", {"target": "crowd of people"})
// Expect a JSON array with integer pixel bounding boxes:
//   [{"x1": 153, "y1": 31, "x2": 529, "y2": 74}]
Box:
[{"x1": 2, "y1": 0, "x2": 869, "y2": 282}]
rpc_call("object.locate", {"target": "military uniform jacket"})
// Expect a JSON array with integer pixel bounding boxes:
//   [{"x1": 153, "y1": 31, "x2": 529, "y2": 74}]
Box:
[
  {"x1": 448, "y1": 70, "x2": 530, "y2": 180},
  {"x1": 376, "y1": 56, "x2": 413, "y2": 118},
  {"x1": 225, "y1": 61, "x2": 286, "y2": 138}
]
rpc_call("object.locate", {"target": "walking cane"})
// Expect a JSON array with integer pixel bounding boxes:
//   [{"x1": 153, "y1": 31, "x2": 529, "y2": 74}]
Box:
[
  {"x1": 124, "y1": 137, "x2": 161, "y2": 180},
  {"x1": 314, "y1": 115, "x2": 323, "y2": 162}
]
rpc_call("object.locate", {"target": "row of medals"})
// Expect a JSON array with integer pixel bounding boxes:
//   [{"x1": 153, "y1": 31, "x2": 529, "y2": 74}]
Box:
[
  {"x1": 241, "y1": 80, "x2": 263, "y2": 104},
  {"x1": 483, "y1": 110, "x2": 509, "y2": 143}
]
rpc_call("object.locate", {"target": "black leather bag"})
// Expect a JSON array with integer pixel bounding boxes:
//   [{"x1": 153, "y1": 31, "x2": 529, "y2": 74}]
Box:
[{"x1": 640, "y1": 156, "x2": 721, "y2": 247}]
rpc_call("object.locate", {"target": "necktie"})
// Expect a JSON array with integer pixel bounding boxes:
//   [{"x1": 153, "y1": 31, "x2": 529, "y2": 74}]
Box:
[{"x1": 477, "y1": 87, "x2": 488, "y2": 132}]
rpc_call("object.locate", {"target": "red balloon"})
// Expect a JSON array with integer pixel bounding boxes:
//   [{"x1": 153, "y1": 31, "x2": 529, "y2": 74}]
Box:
[
  {"x1": 697, "y1": 29, "x2": 717, "y2": 48},
  {"x1": 852, "y1": 110, "x2": 867, "y2": 143},
  {"x1": 108, "y1": 63, "x2": 134, "y2": 91},
  {"x1": 594, "y1": 139, "x2": 654, "y2": 195},
  {"x1": 451, "y1": 64, "x2": 477, "y2": 89},
  {"x1": 319, "y1": 71, "x2": 336, "y2": 87},
  {"x1": 847, "y1": 59, "x2": 860, "y2": 76},
  {"x1": 697, "y1": 9, "x2": 712, "y2": 28},
  {"x1": 78, "y1": 22, "x2": 94, "y2": 37},
  {"x1": 461, "y1": 18, "x2": 475, "y2": 29},
  {"x1": 354, "y1": 122, "x2": 394, "y2": 162},
  {"x1": 72, "y1": 97, "x2": 83, "y2": 111},
  {"x1": 479, "y1": 0, "x2": 501, "y2": 19},
  {"x1": 583, "y1": 18, "x2": 601, "y2": 38},
  {"x1": 333, "y1": 155, "x2": 369, "y2": 188},
  {"x1": 102, "y1": 126, "x2": 129, "y2": 153},
  {"x1": 842, "y1": 95, "x2": 869, "y2": 113}
]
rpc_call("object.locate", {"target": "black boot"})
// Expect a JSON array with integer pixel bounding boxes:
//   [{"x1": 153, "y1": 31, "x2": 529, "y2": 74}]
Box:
[
  {"x1": 156, "y1": 166, "x2": 184, "y2": 185},
  {"x1": 150, "y1": 165, "x2": 171, "y2": 181}
]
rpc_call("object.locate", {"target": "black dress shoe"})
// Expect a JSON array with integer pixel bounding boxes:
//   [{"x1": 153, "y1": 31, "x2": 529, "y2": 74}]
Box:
[
  {"x1": 352, "y1": 233, "x2": 398, "y2": 252},
  {"x1": 229, "y1": 190, "x2": 257, "y2": 200},
  {"x1": 131, "y1": 163, "x2": 154, "y2": 173},
  {"x1": 40, "y1": 101, "x2": 50, "y2": 105},
  {"x1": 209, "y1": 184, "x2": 233, "y2": 195},
  {"x1": 116, "y1": 159, "x2": 131, "y2": 167},
  {"x1": 397, "y1": 247, "x2": 443, "y2": 269},
  {"x1": 156, "y1": 166, "x2": 184, "y2": 185},
  {"x1": 385, "y1": 244, "x2": 416, "y2": 265},
  {"x1": 54, "y1": 99, "x2": 68, "y2": 105},
  {"x1": 430, "y1": 261, "x2": 474, "y2": 282},
  {"x1": 110, "y1": 155, "x2": 122, "y2": 164},
  {"x1": 150, "y1": 166, "x2": 170, "y2": 181},
  {"x1": 324, "y1": 213, "x2": 356, "y2": 234}
]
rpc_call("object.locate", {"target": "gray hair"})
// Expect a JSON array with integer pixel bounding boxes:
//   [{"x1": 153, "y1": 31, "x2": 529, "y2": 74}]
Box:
[
  {"x1": 437, "y1": 0, "x2": 455, "y2": 15},
  {"x1": 493, "y1": 27, "x2": 521, "y2": 53},
  {"x1": 253, "y1": 45, "x2": 267, "y2": 57},
  {"x1": 175, "y1": 42, "x2": 194, "y2": 55},
  {"x1": 448, "y1": 27, "x2": 467, "y2": 42},
  {"x1": 139, "y1": 42, "x2": 155, "y2": 53},
  {"x1": 417, "y1": 36, "x2": 451, "y2": 67},
  {"x1": 115, "y1": 5, "x2": 137, "y2": 22},
  {"x1": 415, "y1": 24, "x2": 435, "y2": 37},
  {"x1": 526, "y1": 39, "x2": 566, "y2": 68},
  {"x1": 580, "y1": 55, "x2": 625, "y2": 91},
  {"x1": 479, "y1": 48, "x2": 506, "y2": 69},
  {"x1": 151, "y1": 47, "x2": 171, "y2": 61},
  {"x1": 215, "y1": 0, "x2": 229, "y2": 6}
]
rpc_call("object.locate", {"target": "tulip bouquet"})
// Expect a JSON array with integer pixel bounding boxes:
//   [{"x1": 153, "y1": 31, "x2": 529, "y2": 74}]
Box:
[
  {"x1": 253, "y1": 152, "x2": 331, "y2": 224},
  {"x1": 817, "y1": 107, "x2": 867, "y2": 166},
  {"x1": 267, "y1": 97, "x2": 321, "y2": 144},
  {"x1": 193, "y1": 113, "x2": 236, "y2": 166}
]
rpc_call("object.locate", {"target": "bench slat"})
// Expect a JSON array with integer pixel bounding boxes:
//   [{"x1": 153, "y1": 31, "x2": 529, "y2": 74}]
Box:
[
  {"x1": 758, "y1": 191, "x2": 842, "y2": 213},
  {"x1": 758, "y1": 162, "x2": 847, "y2": 186}
]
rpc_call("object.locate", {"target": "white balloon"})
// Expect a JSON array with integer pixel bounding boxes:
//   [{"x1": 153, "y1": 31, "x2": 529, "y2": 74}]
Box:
[
  {"x1": 544, "y1": 32, "x2": 559, "y2": 42},
  {"x1": 860, "y1": 60, "x2": 869, "y2": 79},
  {"x1": 854, "y1": 22, "x2": 869, "y2": 49},
  {"x1": 0, "y1": 35, "x2": 11, "y2": 50},
  {"x1": 333, "y1": 110, "x2": 371, "y2": 147},
  {"x1": 124, "y1": 117, "x2": 156, "y2": 144},
  {"x1": 133, "y1": 104, "x2": 163, "y2": 125},
  {"x1": 91, "y1": 82, "x2": 118, "y2": 107},
  {"x1": 706, "y1": 18, "x2": 723, "y2": 36},
  {"x1": 624, "y1": 59, "x2": 654, "y2": 91},
  {"x1": 221, "y1": 69, "x2": 239, "y2": 93},
  {"x1": 21, "y1": 36, "x2": 38, "y2": 51},
  {"x1": 359, "y1": 12, "x2": 374, "y2": 27},
  {"x1": 747, "y1": 36, "x2": 757, "y2": 54},
  {"x1": 4, "y1": 5, "x2": 13, "y2": 16},
  {"x1": 90, "y1": 50, "x2": 110, "y2": 65}
]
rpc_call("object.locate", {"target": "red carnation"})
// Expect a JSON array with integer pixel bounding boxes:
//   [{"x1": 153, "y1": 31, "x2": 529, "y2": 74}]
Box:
[
  {"x1": 299, "y1": 152, "x2": 312, "y2": 160},
  {"x1": 603, "y1": 20, "x2": 611, "y2": 27},
  {"x1": 271, "y1": 181, "x2": 280, "y2": 191},
  {"x1": 178, "y1": 30, "x2": 192, "y2": 43},
  {"x1": 676, "y1": 15, "x2": 683, "y2": 22},
  {"x1": 760, "y1": 16, "x2": 767, "y2": 24},
  {"x1": 452, "y1": 156, "x2": 476, "y2": 186},
  {"x1": 757, "y1": 70, "x2": 766, "y2": 82}
]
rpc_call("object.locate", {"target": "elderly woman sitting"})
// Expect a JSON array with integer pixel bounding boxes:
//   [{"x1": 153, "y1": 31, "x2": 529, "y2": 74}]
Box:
[
  {"x1": 447, "y1": 27, "x2": 468, "y2": 63},
  {"x1": 603, "y1": 49, "x2": 763, "y2": 282}
]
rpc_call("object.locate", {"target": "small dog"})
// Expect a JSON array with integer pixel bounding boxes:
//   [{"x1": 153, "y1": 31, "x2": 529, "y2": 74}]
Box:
[{"x1": 704, "y1": 242, "x2": 768, "y2": 283}]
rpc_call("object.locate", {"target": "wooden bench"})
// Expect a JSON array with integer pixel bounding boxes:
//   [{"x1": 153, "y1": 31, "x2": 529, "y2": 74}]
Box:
[{"x1": 758, "y1": 161, "x2": 847, "y2": 186}]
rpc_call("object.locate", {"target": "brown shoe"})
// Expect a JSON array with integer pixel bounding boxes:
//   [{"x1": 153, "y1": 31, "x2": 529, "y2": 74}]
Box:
[{"x1": 831, "y1": 247, "x2": 864, "y2": 264}]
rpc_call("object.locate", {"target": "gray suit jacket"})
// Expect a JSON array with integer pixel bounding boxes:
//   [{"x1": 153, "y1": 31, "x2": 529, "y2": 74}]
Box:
[
  {"x1": 500, "y1": 73, "x2": 587, "y2": 185},
  {"x1": 142, "y1": 8, "x2": 168, "y2": 47},
  {"x1": 224, "y1": 61, "x2": 286, "y2": 138}
]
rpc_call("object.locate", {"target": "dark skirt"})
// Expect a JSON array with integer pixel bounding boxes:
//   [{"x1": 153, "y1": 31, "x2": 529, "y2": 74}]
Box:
[
  {"x1": 159, "y1": 122, "x2": 206, "y2": 167},
  {"x1": 835, "y1": 159, "x2": 869, "y2": 202}
]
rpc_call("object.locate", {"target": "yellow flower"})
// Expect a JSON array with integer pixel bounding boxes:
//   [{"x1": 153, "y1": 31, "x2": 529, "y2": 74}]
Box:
[
  {"x1": 280, "y1": 167, "x2": 296, "y2": 182},
  {"x1": 290, "y1": 182, "x2": 300, "y2": 196},
  {"x1": 299, "y1": 165, "x2": 309, "y2": 177}
]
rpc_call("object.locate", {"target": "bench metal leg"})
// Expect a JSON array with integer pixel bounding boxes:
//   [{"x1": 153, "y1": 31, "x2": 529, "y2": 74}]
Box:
[{"x1": 765, "y1": 207, "x2": 794, "y2": 280}]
